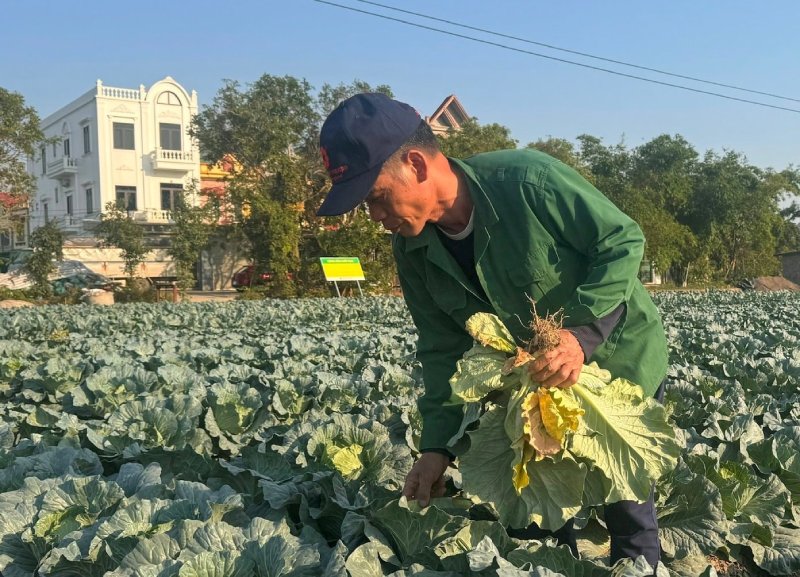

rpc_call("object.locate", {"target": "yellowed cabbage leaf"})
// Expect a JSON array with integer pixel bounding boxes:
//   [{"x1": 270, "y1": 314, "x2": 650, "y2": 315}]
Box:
[
  {"x1": 512, "y1": 443, "x2": 536, "y2": 492},
  {"x1": 538, "y1": 388, "x2": 585, "y2": 442},
  {"x1": 522, "y1": 391, "x2": 562, "y2": 458}
]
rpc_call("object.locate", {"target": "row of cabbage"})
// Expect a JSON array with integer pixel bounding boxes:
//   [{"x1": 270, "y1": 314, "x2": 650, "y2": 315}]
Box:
[{"x1": 0, "y1": 292, "x2": 797, "y2": 576}]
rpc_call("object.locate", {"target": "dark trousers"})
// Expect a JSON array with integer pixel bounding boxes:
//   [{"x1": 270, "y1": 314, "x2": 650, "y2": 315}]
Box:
[{"x1": 507, "y1": 381, "x2": 665, "y2": 567}]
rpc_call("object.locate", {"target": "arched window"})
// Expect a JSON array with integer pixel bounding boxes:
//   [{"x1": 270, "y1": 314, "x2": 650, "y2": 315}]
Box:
[{"x1": 157, "y1": 91, "x2": 182, "y2": 105}]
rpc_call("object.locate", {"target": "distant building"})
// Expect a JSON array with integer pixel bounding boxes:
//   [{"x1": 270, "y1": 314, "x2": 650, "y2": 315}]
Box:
[
  {"x1": 199, "y1": 155, "x2": 239, "y2": 226},
  {"x1": 779, "y1": 250, "x2": 800, "y2": 285},
  {"x1": 425, "y1": 94, "x2": 470, "y2": 136},
  {"x1": 27, "y1": 77, "x2": 201, "y2": 240},
  {"x1": 0, "y1": 192, "x2": 29, "y2": 251}
]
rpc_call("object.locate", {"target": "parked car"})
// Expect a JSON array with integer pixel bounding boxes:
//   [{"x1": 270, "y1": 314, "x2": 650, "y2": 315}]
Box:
[{"x1": 231, "y1": 265, "x2": 273, "y2": 291}]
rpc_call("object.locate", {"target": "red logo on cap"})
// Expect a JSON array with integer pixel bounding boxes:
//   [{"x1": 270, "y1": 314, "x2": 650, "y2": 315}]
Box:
[{"x1": 320, "y1": 146, "x2": 330, "y2": 170}]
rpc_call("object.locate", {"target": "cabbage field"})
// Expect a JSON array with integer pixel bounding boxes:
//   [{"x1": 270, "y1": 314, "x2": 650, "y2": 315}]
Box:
[{"x1": 0, "y1": 291, "x2": 798, "y2": 577}]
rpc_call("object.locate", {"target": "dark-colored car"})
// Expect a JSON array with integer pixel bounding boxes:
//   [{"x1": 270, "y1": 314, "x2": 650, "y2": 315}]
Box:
[{"x1": 231, "y1": 265, "x2": 273, "y2": 291}]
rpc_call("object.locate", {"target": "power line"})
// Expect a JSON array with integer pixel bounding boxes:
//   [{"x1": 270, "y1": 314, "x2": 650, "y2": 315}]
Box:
[
  {"x1": 355, "y1": 0, "x2": 800, "y2": 105},
  {"x1": 312, "y1": 0, "x2": 800, "y2": 114}
]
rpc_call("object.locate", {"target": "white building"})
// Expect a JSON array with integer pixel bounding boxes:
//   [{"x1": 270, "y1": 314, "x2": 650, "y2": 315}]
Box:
[{"x1": 28, "y1": 77, "x2": 200, "y2": 240}]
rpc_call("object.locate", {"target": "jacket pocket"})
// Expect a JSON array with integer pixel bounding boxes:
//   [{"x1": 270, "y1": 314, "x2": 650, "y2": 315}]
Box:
[
  {"x1": 425, "y1": 262, "x2": 467, "y2": 315},
  {"x1": 505, "y1": 244, "x2": 560, "y2": 313}
]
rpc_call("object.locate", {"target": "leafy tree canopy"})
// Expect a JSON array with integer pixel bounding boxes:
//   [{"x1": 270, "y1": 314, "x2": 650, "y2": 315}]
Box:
[{"x1": 437, "y1": 117, "x2": 517, "y2": 158}]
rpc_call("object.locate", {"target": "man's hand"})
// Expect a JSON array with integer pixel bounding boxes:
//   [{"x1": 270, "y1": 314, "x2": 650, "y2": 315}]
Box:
[
  {"x1": 402, "y1": 452, "x2": 450, "y2": 507},
  {"x1": 528, "y1": 329, "x2": 584, "y2": 388}
]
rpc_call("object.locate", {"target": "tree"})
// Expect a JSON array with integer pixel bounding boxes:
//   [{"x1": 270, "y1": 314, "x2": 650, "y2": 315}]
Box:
[
  {"x1": 526, "y1": 137, "x2": 594, "y2": 182},
  {"x1": 437, "y1": 118, "x2": 517, "y2": 158},
  {"x1": 167, "y1": 190, "x2": 214, "y2": 291},
  {"x1": 96, "y1": 202, "x2": 149, "y2": 278},
  {"x1": 191, "y1": 75, "x2": 319, "y2": 297},
  {"x1": 0, "y1": 88, "x2": 47, "y2": 233},
  {"x1": 25, "y1": 219, "x2": 63, "y2": 296},
  {"x1": 627, "y1": 135, "x2": 699, "y2": 283},
  {"x1": 312, "y1": 211, "x2": 396, "y2": 294},
  {"x1": 316, "y1": 80, "x2": 393, "y2": 119},
  {"x1": 688, "y1": 151, "x2": 782, "y2": 281}
]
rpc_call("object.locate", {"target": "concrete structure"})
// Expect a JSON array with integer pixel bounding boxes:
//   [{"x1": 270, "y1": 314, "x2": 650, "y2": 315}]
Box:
[
  {"x1": 779, "y1": 250, "x2": 800, "y2": 285},
  {"x1": 197, "y1": 158, "x2": 250, "y2": 290},
  {"x1": 425, "y1": 94, "x2": 470, "y2": 136},
  {"x1": 27, "y1": 77, "x2": 200, "y2": 240}
]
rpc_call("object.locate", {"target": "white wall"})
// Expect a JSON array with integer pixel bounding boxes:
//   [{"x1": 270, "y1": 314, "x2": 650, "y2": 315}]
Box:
[{"x1": 29, "y1": 77, "x2": 201, "y2": 235}]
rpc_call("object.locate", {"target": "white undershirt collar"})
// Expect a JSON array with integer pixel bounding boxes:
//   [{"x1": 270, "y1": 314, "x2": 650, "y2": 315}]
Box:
[{"x1": 437, "y1": 208, "x2": 475, "y2": 241}]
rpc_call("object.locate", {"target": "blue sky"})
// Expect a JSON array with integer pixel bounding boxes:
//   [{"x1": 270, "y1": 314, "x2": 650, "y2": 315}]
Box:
[{"x1": 3, "y1": 0, "x2": 799, "y2": 171}]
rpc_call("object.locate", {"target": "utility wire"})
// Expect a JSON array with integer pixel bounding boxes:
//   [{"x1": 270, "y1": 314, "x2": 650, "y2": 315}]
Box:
[
  {"x1": 355, "y1": 0, "x2": 800, "y2": 105},
  {"x1": 312, "y1": 0, "x2": 800, "y2": 114}
]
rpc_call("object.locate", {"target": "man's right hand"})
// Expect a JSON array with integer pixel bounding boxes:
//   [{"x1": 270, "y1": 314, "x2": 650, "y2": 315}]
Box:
[{"x1": 402, "y1": 452, "x2": 451, "y2": 507}]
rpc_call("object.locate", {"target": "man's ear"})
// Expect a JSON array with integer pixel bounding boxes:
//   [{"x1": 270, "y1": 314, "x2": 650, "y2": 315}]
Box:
[{"x1": 406, "y1": 150, "x2": 429, "y2": 183}]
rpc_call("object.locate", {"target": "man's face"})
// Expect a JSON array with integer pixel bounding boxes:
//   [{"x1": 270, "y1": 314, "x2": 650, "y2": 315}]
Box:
[{"x1": 363, "y1": 162, "x2": 432, "y2": 237}]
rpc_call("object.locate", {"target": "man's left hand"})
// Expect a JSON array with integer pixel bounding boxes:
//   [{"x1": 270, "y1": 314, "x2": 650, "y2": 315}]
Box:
[{"x1": 527, "y1": 329, "x2": 584, "y2": 388}]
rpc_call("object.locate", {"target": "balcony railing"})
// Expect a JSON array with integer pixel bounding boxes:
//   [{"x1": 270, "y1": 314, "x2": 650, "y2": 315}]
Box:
[
  {"x1": 46, "y1": 157, "x2": 78, "y2": 178},
  {"x1": 127, "y1": 209, "x2": 174, "y2": 223},
  {"x1": 152, "y1": 148, "x2": 195, "y2": 171},
  {"x1": 101, "y1": 86, "x2": 140, "y2": 100}
]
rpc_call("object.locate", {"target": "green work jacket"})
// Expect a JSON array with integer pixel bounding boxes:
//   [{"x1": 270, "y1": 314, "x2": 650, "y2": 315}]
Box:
[{"x1": 392, "y1": 149, "x2": 668, "y2": 452}]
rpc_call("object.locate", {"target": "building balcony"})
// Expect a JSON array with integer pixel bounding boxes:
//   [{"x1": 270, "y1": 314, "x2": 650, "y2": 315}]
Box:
[
  {"x1": 152, "y1": 148, "x2": 195, "y2": 171},
  {"x1": 127, "y1": 209, "x2": 174, "y2": 224},
  {"x1": 46, "y1": 157, "x2": 78, "y2": 178}
]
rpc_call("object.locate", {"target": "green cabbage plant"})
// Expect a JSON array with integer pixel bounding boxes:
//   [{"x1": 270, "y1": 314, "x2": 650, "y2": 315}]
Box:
[{"x1": 450, "y1": 312, "x2": 680, "y2": 531}]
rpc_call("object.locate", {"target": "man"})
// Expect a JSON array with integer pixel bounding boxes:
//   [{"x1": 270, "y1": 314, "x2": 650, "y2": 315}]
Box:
[{"x1": 316, "y1": 93, "x2": 668, "y2": 567}]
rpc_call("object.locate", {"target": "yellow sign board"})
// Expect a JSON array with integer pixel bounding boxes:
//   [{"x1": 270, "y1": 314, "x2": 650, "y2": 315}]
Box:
[{"x1": 320, "y1": 257, "x2": 365, "y2": 282}]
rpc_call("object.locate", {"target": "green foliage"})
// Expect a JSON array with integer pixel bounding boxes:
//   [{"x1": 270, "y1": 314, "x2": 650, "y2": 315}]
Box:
[
  {"x1": 191, "y1": 74, "x2": 320, "y2": 297},
  {"x1": 0, "y1": 87, "x2": 46, "y2": 200},
  {"x1": 25, "y1": 219, "x2": 64, "y2": 296},
  {"x1": 316, "y1": 79, "x2": 393, "y2": 117},
  {"x1": 314, "y1": 211, "x2": 396, "y2": 295},
  {"x1": 437, "y1": 117, "x2": 517, "y2": 158},
  {"x1": 568, "y1": 133, "x2": 795, "y2": 284},
  {"x1": 95, "y1": 202, "x2": 149, "y2": 278},
  {"x1": 0, "y1": 293, "x2": 798, "y2": 575},
  {"x1": 167, "y1": 189, "x2": 214, "y2": 290},
  {"x1": 114, "y1": 279, "x2": 157, "y2": 303}
]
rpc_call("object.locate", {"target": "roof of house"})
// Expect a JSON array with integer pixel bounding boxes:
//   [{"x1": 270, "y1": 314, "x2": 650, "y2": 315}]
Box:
[{"x1": 425, "y1": 94, "x2": 470, "y2": 135}]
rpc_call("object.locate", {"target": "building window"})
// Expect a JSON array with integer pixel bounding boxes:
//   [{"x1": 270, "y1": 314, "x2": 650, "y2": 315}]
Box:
[
  {"x1": 160, "y1": 183, "x2": 184, "y2": 211},
  {"x1": 55, "y1": 187, "x2": 59, "y2": 204},
  {"x1": 113, "y1": 122, "x2": 135, "y2": 150},
  {"x1": 85, "y1": 188, "x2": 94, "y2": 214},
  {"x1": 52, "y1": 142, "x2": 57, "y2": 156},
  {"x1": 63, "y1": 138, "x2": 70, "y2": 158},
  {"x1": 115, "y1": 186, "x2": 137, "y2": 211},
  {"x1": 13, "y1": 220, "x2": 26, "y2": 246},
  {"x1": 83, "y1": 125, "x2": 91, "y2": 154},
  {"x1": 43, "y1": 203, "x2": 49, "y2": 222},
  {"x1": 66, "y1": 195, "x2": 73, "y2": 216},
  {"x1": 159, "y1": 123, "x2": 182, "y2": 151},
  {"x1": 41, "y1": 146, "x2": 46, "y2": 174},
  {"x1": 157, "y1": 91, "x2": 181, "y2": 105}
]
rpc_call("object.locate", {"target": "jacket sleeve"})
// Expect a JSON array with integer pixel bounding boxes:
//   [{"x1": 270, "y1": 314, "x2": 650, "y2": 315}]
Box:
[
  {"x1": 393, "y1": 241, "x2": 474, "y2": 453},
  {"x1": 531, "y1": 160, "x2": 645, "y2": 326}
]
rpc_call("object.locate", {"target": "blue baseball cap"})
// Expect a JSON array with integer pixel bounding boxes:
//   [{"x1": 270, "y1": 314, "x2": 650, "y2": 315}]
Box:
[{"x1": 317, "y1": 93, "x2": 421, "y2": 216}]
